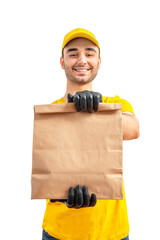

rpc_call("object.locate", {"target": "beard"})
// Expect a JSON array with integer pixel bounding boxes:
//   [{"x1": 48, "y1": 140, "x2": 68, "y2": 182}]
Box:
[{"x1": 63, "y1": 63, "x2": 99, "y2": 85}]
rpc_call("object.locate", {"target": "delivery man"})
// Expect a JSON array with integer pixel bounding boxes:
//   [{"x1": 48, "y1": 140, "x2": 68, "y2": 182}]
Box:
[{"x1": 42, "y1": 28, "x2": 140, "y2": 240}]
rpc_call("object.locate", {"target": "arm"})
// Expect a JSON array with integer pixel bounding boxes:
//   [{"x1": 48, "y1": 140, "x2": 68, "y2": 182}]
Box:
[
  {"x1": 67, "y1": 91, "x2": 140, "y2": 140},
  {"x1": 122, "y1": 111, "x2": 140, "y2": 140}
]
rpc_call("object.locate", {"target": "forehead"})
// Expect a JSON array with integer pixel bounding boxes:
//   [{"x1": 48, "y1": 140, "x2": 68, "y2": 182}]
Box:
[{"x1": 64, "y1": 37, "x2": 98, "y2": 51}]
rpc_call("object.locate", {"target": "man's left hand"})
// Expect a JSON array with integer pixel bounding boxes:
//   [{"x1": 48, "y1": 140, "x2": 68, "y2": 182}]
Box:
[
  {"x1": 50, "y1": 185, "x2": 97, "y2": 208},
  {"x1": 67, "y1": 90, "x2": 102, "y2": 113}
]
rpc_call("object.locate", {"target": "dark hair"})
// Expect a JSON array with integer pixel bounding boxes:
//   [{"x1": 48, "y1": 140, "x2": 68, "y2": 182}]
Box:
[{"x1": 61, "y1": 48, "x2": 65, "y2": 58}]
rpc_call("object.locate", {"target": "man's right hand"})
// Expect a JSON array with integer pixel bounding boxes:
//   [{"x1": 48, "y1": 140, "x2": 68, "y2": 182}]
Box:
[
  {"x1": 50, "y1": 185, "x2": 97, "y2": 208},
  {"x1": 67, "y1": 90, "x2": 102, "y2": 113}
]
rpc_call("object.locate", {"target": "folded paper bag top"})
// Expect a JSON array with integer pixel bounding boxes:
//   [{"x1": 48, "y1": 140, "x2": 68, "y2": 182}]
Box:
[
  {"x1": 31, "y1": 103, "x2": 123, "y2": 200},
  {"x1": 34, "y1": 102, "x2": 122, "y2": 114}
]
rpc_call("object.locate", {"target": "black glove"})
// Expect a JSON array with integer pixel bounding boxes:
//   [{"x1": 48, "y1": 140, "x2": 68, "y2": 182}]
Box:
[
  {"x1": 67, "y1": 90, "x2": 102, "y2": 113},
  {"x1": 50, "y1": 185, "x2": 97, "y2": 208}
]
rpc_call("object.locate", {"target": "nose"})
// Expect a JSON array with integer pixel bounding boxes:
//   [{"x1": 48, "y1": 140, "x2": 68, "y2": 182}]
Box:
[{"x1": 77, "y1": 53, "x2": 87, "y2": 65}]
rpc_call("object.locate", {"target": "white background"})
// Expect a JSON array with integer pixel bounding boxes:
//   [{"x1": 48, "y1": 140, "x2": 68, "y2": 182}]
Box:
[{"x1": 0, "y1": 0, "x2": 160, "y2": 239}]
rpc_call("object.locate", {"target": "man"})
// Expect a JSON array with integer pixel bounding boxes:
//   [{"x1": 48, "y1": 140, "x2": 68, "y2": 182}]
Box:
[{"x1": 42, "y1": 28, "x2": 140, "y2": 240}]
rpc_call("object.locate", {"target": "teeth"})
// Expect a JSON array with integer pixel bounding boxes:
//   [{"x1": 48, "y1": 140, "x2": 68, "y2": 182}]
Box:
[{"x1": 75, "y1": 69, "x2": 88, "y2": 72}]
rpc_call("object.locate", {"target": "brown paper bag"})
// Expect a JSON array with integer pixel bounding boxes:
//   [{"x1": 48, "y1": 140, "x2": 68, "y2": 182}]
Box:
[{"x1": 31, "y1": 103, "x2": 123, "y2": 200}]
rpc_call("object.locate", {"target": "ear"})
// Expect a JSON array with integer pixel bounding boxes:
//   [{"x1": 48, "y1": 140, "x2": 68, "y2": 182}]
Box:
[
  {"x1": 98, "y1": 57, "x2": 101, "y2": 69},
  {"x1": 60, "y1": 57, "x2": 65, "y2": 69}
]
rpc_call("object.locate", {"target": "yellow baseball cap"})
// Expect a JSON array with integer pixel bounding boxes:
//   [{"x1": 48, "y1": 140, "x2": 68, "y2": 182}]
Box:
[{"x1": 61, "y1": 28, "x2": 100, "y2": 55}]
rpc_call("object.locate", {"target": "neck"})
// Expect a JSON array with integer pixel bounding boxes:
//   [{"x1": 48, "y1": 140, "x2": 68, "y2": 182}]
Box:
[{"x1": 62, "y1": 80, "x2": 93, "y2": 102}]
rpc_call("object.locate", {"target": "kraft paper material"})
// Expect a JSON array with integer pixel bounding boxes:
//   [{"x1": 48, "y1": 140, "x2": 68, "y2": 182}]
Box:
[{"x1": 31, "y1": 103, "x2": 123, "y2": 200}]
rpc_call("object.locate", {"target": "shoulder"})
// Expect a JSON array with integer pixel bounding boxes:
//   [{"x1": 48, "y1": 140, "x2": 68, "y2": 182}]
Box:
[
  {"x1": 102, "y1": 95, "x2": 135, "y2": 115},
  {"x1": 51, "y1": 98, "x2": 66, "y2": 104}
]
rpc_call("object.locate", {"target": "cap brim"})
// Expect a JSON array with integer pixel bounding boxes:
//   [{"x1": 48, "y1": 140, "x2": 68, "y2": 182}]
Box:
[{"x1": 62, "y1": 32, "x2": 100, "y2": 54}]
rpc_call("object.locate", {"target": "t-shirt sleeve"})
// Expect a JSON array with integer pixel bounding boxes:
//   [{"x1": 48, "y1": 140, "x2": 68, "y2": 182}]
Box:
[{"x1": 102, "y1": 95, "x2": 135, "y2": 115}]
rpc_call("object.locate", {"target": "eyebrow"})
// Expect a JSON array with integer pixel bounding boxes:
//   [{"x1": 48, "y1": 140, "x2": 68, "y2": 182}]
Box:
[
  {"x1": 85, "y1": 47, "x2": 97, "y2": 53},
  {"x1": 66, "y1": 47, "x2": 97, "y2": 54},
  {"x1": 67, "y1": 48, "x2": 78, "y2": 53}
]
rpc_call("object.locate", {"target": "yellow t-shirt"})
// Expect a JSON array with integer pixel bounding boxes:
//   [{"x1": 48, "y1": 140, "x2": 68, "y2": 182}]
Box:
[{"x1": 42, "y1": 95, "x2": 135, "y2": 240}]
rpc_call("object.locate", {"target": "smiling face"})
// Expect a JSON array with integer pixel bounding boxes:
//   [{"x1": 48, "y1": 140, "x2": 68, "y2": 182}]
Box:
[{"x1": 60, "y1": 38, "x2": 101, "y2": 85}]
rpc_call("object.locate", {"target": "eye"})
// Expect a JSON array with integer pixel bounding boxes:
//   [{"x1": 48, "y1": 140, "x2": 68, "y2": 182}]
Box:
[
  {"x1": 69, "y1": 53, "x2": 77, "y2": 57},
  {"x1": 87, "y1": 53, "x2": 94, "y2": 57}
]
